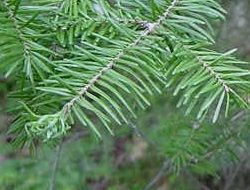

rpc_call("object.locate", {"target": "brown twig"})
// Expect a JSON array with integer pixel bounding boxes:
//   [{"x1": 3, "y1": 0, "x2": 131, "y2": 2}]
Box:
[
  {"x1": 48, "y1": 143, "x2": 63, "y2": 190},
  {"x1": 142, "y1": 160, "x2": 169, "y2": 190}
]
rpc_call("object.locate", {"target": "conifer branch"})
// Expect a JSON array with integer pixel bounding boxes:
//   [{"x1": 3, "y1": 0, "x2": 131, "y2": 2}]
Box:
[
  {"x1": 197, "y1": 55, "x2": 230, "y2": 92},
  {"x1": 55, "y1": 17, "x2": 144, "y2": 30},
  {"x1": 4, "y1": 0, "x2": 250, "y2": 153},
  {"x1": 179, "y1": 44, "x2": 231, "y2": 93},
  {"x1": 61, "y1": 0, "x2": 179, "y2": 116},
  {"x1": 3, "y1": 0, "x2": 30, "y2": 57}
]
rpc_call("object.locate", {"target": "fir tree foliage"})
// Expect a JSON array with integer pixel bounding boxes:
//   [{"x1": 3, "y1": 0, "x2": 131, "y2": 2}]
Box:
[{"x1": 0, "y1": 0, "x2": 249, "y2": 149}]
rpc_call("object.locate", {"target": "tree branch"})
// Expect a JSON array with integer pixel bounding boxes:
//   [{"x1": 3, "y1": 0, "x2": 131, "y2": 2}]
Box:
[
  {"x1": 182, "y1": 45, "x2": 231, "y2": 93},
  {"x1": 61, "y1": 0, "x2": 179, "y2": 116},
  {"x1": 3, "y1": 0, "x2": 30, "y2": 57}
]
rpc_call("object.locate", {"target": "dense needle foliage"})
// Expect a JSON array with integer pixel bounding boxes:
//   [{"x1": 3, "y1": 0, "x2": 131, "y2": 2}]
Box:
[{"x1": 0, "y1": 0, "x2": 250, "y2": 180}]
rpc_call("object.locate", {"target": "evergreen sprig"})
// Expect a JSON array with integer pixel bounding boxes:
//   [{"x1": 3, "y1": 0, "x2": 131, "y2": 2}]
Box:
[{"x1": 0, "y1": 0, "x2": 249, "y2": 151}]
